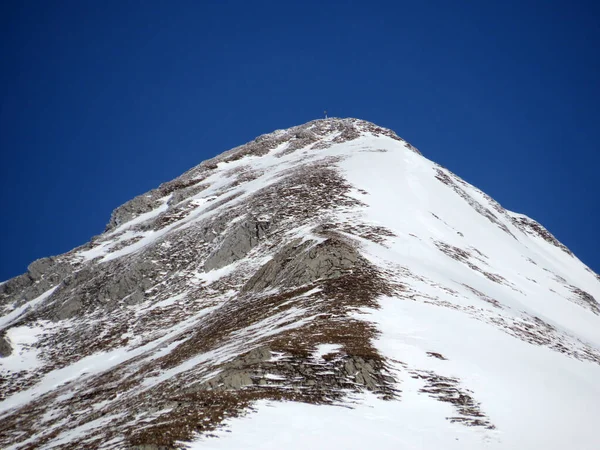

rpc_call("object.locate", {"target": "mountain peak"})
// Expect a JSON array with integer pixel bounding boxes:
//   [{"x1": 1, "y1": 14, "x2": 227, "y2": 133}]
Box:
[
  {"x1": 102, "y1": 118, "x2": 419, "y2": 232},
  {"x1": 198, "y1": 117, "x2": 420, "y2": 173},
  {"x1": 0, "y1": 119, "x2": 599, "y2": 449}
]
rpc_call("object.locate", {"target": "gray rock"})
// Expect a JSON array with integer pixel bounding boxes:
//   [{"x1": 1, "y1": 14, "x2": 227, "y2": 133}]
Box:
[
  {"x1": 187, "y1": 347, "x2": 272, "y2": 392},
  {"x1": 40, "y1": 256, "x2": 158, "y2": 321},
  {"x1": 343, "y1": 356, "x2": 378, "y2": 390},
  {"x1": 105, "y1": 194, "x2": 158, "y2": 231},
  {"x1": 204, "y1": 217, "x2": 271, "y2": 271},
  {"x1": 168, "y1": 183, "x2": 208, "y2": 206},
  {"x1": 0, "y1": 334, "x2": 11, "y2": 357},
  {"x1": 235, "y1": 346, "x2": 272, "y2": 365},
  {"x1": 27, "y1": 257, "x2": 56, "y2": 280},
  {"x1": 0, "y1": 256, "x2": 73, "y2": 310},
  {"x1": 0, "y1": 273, "x2": 35, "y2": 305},
  {"x1": 242, "y1": 236, "x2": 360, "y2": 292},
  {"x1": 53, "y1": 295, "x2": 84, "y2": 321},
  {"x1": 219, "y1": 371, "x2": 253, "y2": 389}
]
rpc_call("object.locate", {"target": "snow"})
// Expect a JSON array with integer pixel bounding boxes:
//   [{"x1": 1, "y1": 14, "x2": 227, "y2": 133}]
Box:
[
  {"x1": 106, "y1": 194, "x2": 171, "y2": 236},
  {"x1": 45, "y1": 413, "x2": 126, "y2": 449},
  {"x1": 0, "y1": 303, "x2": 221, "y2": 417},
  {"x1": 4, "y1": 417, "x2": 72, "y2": 450},
  {"x1": 190, "y1": 294, "x2": 600, "y2": 450},
  {"x1": 143, "y1": 292, "x2": 187, "y2": 310},
  {"x1": 0, "y1": 348, "x2": 137, "y2": 416},
  {"x1": 338, "y1": 141, "x2": 599, "y2": 340},
  {"x1": 194, "y1": 263, "x2": 242, "y2": 285},
  {"x1": 140, "y1": 307, "x2": 314, "y2": 391},
  {"x1": 264, "y1": 373, "x2": 286, "y2": 381},
  {"x1": 71, "y1": 130, "x2": 355, "y2": 267},
  {"x1": 363, "y1": 297, "x2": 600, "y2": 450},
  {"x1": 312, "y1": 343, "x2": 342, "y2": 359},
  {"x1": 0, "y1": 324, "x2": 47, "y2": 372},
  {"x1": 190, "y1": 392, "x2": 497, "y2": 450},
  {"x1": 0, "y1": 286, "x2": 58, "y2": 329}
]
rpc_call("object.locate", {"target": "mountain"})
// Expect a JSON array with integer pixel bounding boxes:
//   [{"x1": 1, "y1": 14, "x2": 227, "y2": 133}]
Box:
[{"x1": 1, "y1": 118, "x2": 599, "y2": 450}]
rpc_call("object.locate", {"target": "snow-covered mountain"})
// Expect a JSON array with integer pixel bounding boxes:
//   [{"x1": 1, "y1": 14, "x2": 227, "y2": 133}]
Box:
[{"x1": 1, "y1": 118, "x2": 599, "y2": 450}]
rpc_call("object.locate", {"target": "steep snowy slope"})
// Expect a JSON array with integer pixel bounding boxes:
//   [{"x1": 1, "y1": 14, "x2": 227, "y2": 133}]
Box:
[{"x1": 1, "y1": 118, "x2": 598, "y2": 449}]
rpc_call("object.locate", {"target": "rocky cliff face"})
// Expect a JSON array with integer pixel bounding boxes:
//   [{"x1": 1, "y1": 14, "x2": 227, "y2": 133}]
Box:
[{"x1": 1, "y1": 118, "x2": 599, "y2": 450}]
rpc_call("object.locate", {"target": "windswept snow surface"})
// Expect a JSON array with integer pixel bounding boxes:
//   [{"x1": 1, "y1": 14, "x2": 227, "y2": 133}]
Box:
[
  {"x1": 366, "y1": 297, "x2": 600, "y2": 450},
  {"x1": 191, "y1": 391, "x2": 499, "y2": 450}
]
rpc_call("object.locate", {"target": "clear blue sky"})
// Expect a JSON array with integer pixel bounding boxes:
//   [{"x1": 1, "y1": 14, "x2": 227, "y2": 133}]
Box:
[{"x1": 1, "y1": 0, "x2": 598, "y2": 281}]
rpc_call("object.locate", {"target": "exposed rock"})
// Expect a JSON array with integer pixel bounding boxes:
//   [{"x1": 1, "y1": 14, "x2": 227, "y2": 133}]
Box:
[
  {"x1": 0, "y1": 273, "x2": 36, "y2": 306},
  {"x1": 186, "y1": 346, "x2": 395, "y2": 401},
  {"x1": 511, "y1": 214, "x2": 574, "y2": 256},
  {"x1": 343, "y1": 356, "x2": 378, "y2": 390},
  {"x1": 52, "y1": 297, "x2": 82, "y2": 320},
  {"x1": 168, "y1": 183, "x2": 208, "y2": 206},
  {"x1": 243, "y1": 237, "x2": 361, "y2": 292},
  {"x1": 411, "y1": 370, "x2": 495, "y2": 429},
  {"x1": 204, "y1": 217, "x2": 271, "y2": 271},
  {"x1": 105, "y1": 194, "x2": 158, "y2": 231},
  {"x1": 569, "y1": 286, "x2": 600, "y2": 315},
  {"x1": 0, "y1": 334, "x2": 11, "y2": 357},
  {"x1": 28, "y1": 257, "x2": 56, "y2": 280},
  {"x1": 0, "y1": 256, "x2": 72, "y2": 310}
]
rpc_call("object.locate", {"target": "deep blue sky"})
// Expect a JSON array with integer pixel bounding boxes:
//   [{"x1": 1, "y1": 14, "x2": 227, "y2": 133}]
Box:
[{"x1": 1, "y1": 0, "x2": 598, "y2": 281}]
